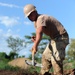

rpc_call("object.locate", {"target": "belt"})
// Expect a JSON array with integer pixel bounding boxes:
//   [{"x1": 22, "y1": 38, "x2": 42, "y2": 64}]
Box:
[
  {"x1": 61, "y1": 32, "x2": 68, "y2": 37},
  {"x1": 54, "y1": 33, "x2": 68, "y2": 40}
]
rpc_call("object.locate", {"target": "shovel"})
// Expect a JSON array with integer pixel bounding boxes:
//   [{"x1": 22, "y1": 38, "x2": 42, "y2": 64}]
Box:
[{"x1": 25, "y1": 49, "x2": 43, "y2": 67}]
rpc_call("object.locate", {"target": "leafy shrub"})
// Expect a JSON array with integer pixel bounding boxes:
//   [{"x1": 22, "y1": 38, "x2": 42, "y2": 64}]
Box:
[{"x1": 0, "y1": 60, "x2": 20, "y2": 71}]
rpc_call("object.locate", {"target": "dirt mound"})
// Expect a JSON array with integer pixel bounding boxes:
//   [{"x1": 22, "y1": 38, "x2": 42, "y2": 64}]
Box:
[
  {"x1": 8, "y1": 58, "x2": 30, "y2": 69},
  {"x1": 8, "y1": 58, "x2": 75, "y2": 75}
]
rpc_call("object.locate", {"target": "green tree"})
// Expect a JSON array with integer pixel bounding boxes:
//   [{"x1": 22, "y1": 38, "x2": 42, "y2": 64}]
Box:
[
  {"x1": 66, "y1": 39, "x2": 75, "y2": 61},
  {"x1": 6, "y1": 36, "x2": 26, "y2": 53},
  {"x1": 9, "y1": 52, "x2": 18, "y2": 60},
  {"x1": 0, "y1": 52, "x2": 7, "y2": 60},
  {"x1": 0, "y1": 52, "x2": 10, "y2": 62}
]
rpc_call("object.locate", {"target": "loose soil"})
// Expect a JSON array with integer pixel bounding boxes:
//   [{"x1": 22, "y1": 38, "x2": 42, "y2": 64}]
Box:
[
  {"x1": 0, "y1": 58, "x2": 74, "y2": 75},
  {"x1": 0, "y1": 69, "x2": 75, "y2": 75},
  {"x1": 8, "y1": 58, "x2": 30, "y2": 69}
]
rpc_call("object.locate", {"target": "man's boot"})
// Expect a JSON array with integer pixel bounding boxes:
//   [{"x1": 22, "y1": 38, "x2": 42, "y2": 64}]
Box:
[
  {"x1": 39, "y1": 72, "x2": 51, "y2": 75},
  {"x1": 44, "y1": 72, "x2": 51, "y2": 75}
]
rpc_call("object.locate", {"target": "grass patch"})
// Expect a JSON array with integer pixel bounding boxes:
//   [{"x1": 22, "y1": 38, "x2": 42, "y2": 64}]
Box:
[
  {"x1": 0, "y1": 60, "x2": 20, "y2": 71},
  {"x1": 29, "y1": 66, "x2": 41, "y2": 73},
  {"x1": 0, "y1": 59, "x2": 40, "y2": 74}
]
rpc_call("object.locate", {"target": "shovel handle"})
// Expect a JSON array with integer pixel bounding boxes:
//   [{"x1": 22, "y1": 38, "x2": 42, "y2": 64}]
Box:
[
  {"x1": 31, "y1": 48, "x2": 36, "y2": 66},
  {"x1": 31, "y1": 49, "x2": 35, "y2": 66}
]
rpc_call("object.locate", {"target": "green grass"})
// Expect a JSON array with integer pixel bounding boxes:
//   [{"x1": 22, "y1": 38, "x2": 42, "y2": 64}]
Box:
[
  {"x1": 63, "y1": 60, "x2": 75, "y2": 70},
  {"x1": 0, "y1": 59, "x2": 40, "y2": 74},
  {"x1": 30, "y1": 66, "x2": 41, "y2": 73},
  {"x1": 0, "y1": 60, "x2": 8, "y2": 70},
  {"x1": 71, "y1": 61, "x2": 75, "y2": 69},
  {"x1": 0, "y1": 60, "x2": 20, "y2": 71},
  {"x1": 0, "y1": 58, "x2": 75, "y2": 74}
]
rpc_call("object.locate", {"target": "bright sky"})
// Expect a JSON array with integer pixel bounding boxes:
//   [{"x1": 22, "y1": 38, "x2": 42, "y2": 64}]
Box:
[{"x1": 0, "y1": 0, "x2": 75, "y2": 57}]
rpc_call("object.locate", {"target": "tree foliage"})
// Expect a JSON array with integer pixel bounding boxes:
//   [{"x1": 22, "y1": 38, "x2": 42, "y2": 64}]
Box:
[
  {"x1": 0, "y1": 52, "x2": 7, "y2": 60},
  {"x1": 6, "y1": 36, "x2": 26, "y2": 53},
  {"x1": 66, "y1": 39, "x2": 75, "y2": 61},
  {"x1": 9, "y1": 52, "x2": 18, "y2": 59}
]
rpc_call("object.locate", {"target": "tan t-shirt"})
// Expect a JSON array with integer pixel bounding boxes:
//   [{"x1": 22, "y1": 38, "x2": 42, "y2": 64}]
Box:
[{"x1": 34, "y1": 14, "x2": 67, "y2": 39}]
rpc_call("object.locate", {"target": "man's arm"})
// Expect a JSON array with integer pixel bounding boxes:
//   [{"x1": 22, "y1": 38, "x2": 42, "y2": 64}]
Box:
[{"x1": 32, "y1": 26, "x2": 43, "y2": 54}]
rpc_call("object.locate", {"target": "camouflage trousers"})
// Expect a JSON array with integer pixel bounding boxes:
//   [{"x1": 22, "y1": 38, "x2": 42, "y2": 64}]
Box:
[{"x1": 40, "y1": 36, "x2": 69, "y2": 75}]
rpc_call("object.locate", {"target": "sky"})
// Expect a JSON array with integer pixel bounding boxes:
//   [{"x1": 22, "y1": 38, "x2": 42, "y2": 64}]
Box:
[{"x1": 0, "y1": 0, "x2": 75, "y2": 57}]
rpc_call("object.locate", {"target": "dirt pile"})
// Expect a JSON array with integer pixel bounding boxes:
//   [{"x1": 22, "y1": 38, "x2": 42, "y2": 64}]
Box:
[
  {"x1": 8, "y1": 58, "x2": 75, "y2": 75},
  {"x1": 8, "y1": 58, "x2": 30, "y2": 69}
]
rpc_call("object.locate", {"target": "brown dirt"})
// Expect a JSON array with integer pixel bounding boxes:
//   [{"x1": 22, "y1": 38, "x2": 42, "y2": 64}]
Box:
[
  {"x1": 8, "y1": 58, "x2": 30, "y2": 69},
  {"x1": 0, "y1": 69, "x2": 39, "y2": 75},
  {"x1": 0, "y1": 69, "x2": 75, "y2": 75},
  {"x1": 3, "y1": 58, "x2": 74, "y2": 75}
]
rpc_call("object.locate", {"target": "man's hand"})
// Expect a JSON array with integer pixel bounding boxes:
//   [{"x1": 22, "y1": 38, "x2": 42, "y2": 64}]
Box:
[
  {"x1": 31, "y1": 36, "x2": 36, "y2": 42},
  {"x1": 31, "y1": 45, "x2": 37, "y2": 54}
]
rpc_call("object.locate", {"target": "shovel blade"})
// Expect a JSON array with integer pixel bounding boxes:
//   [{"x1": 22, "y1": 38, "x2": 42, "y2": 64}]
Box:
[
  {"x1": 25, "y1": 60, "x2": 32, "y2": 65},
  {"x1": 25, "y1": 60, "x2": 43, "y2": 67}
]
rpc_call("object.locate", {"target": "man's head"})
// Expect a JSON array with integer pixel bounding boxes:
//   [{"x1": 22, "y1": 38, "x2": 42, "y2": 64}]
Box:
[{"x1": 24, "y1": 4, "x2": 38, "y2": 21}]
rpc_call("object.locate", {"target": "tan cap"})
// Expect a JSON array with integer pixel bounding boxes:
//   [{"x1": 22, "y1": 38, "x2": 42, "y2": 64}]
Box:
[{"x1": 24, "y1": 4, "x2": 36, "y2": 17}]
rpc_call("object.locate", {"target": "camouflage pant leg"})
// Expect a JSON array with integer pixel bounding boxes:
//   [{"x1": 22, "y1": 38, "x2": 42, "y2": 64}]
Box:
[
  {"x1": 51, "y1": 55, "x2": 63, "y2": 75},
  {"x1": 50, "y1": 39, "x2": 68, "y2": 75},
  {"x1": 40, "y1": 42, "x2": 64, "y2": 75},
  {"x1": 40, "y1": 38, "x2": 69, "y2": 75},
  {"x1": 40, "y1": 44, "x2": 52, "y2": 75}
]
